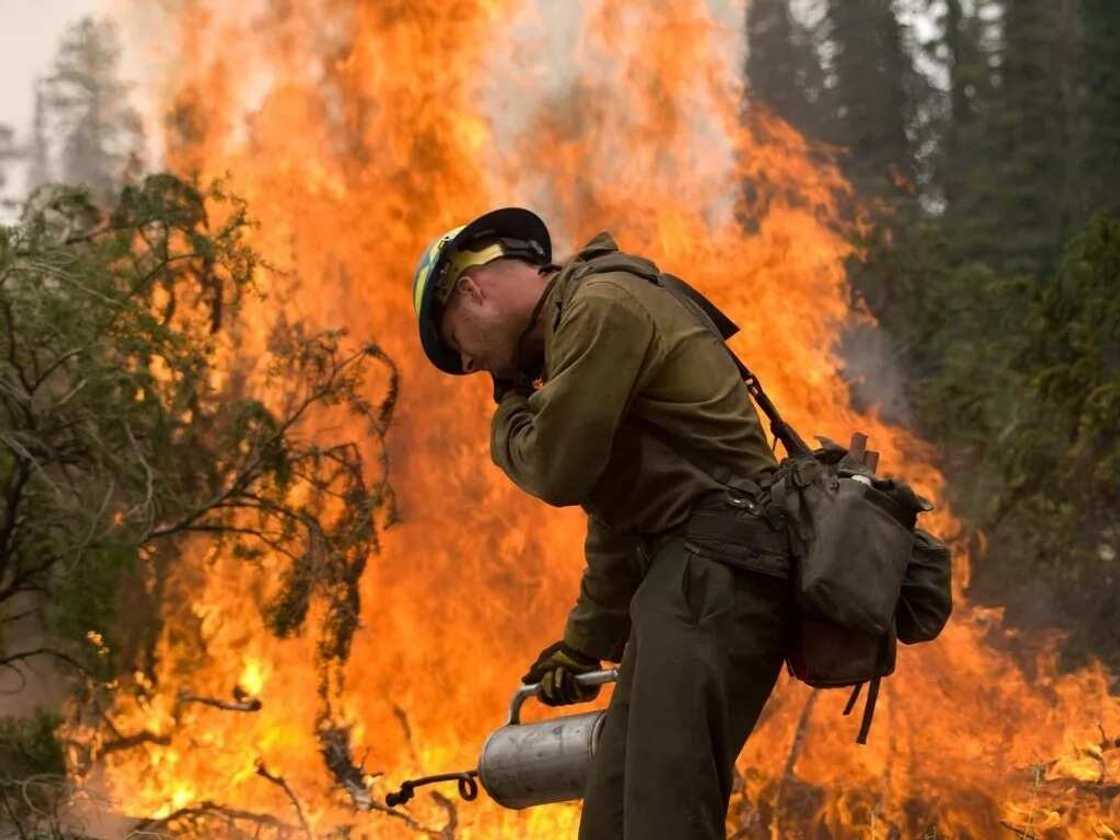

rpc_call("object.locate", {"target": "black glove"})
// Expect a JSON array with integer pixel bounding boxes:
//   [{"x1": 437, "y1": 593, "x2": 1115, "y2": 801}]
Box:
[
  {"x1": 521, "y1": 641, "x2": 601, "y2": 707},
  {"x1": 492, "y1": 376, "x2": 516, "y2": 403},
  {"x1": 492, "y1": 375, "x2": 533, "y2": 404}
]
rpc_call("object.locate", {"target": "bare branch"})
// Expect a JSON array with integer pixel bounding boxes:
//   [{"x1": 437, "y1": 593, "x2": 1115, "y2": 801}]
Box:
[
  {"x1": 254, "y1": 762, "x2": 310, "y2": 839},
  {"x1": 430, "y1": 790, "x2": 459, "y2": 840},
  {"x1": 363, "y1": 798, "x2": 451, "y2": 839},
  {"x1": 392, "y1": 703, "x2": 419, "y2": 766},
  {"x1": 0, "y1": 606, "x2": 38, "y2": 626},
  {"x1": 0, "y1": 459, "x2": 30, "y2": 582},
  {"x1": 63, "y1": 221, "x2": 112, "y2": 245},
  {"x1": 123, "y1": 419, "x2": 155, "y2": 532},
  {"x1": 129, "y1": 801, "x2": 297, "y2": 835},
  {"x1": 177, "y1": 687, "x2": 262, "y2": 714},
  {"x1": 0, "y1": 663, "x2": 27, "y2": 695},
  {"x1": 0, "y1": 783, "x2": 31, "y2": 840},
  {"x1": 100, "y1": 730, "x2": 172, "y2": 757},
  {"x1": 0, "y1": 646, "x2": 89, "y2": 675},
  {"x1": 1, "y1": 298, "x2": 33, "y2": 396},
  {"x1": 29, "y1": 346, "x2": 85, "y2": 391}
]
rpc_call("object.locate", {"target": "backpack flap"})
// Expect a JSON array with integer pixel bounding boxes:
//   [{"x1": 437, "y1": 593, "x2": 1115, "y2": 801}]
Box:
[{"x1": 791, "y1": 472, "x2": 915, "y2": 636}]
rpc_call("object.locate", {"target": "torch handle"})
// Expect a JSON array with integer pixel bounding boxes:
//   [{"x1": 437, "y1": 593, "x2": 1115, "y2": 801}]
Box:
[{"x1": 506, "y1": 668, "x2": 618, "y2": 725}]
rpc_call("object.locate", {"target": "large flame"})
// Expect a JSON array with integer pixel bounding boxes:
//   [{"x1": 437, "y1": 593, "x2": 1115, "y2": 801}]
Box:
[{"x1": 69, "y1": 1, "x2": 1119, "y2": 837}]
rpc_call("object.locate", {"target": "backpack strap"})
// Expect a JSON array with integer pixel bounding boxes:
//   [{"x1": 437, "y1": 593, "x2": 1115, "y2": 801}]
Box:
[
  {"x1": 649, "y1": 272, "x2": 814, "y2": 459},
  {"x1": 572, "y1": 249, "x2": 813, "y2": 462},
  {"x1": 842, "y1": 682, "x2": 862, "y2": 715},
  {"x1": 858, "y1": 678, "x2": 880, "y2": 745},
  {"x1": 840, "y1": 661, "x2": 886, "y2": 745},
  {"x1": 841, "y1": 678, "x2": 880, "y2": 745}
]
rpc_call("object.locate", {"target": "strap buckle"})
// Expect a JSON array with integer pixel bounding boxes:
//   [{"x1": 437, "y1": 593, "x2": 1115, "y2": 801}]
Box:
[{"x1": 724, "y1": 489, "x2": 761, "y2": 516}]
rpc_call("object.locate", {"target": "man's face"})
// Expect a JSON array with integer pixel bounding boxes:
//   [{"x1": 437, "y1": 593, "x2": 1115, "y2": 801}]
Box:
[{"x1": 438, "y1": 264, "x2": 520, "y2": 379}]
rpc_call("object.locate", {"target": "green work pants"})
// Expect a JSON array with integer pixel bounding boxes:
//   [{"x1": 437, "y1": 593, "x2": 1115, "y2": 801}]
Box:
[{"x1": 578, "y1": 535, "x2": 794, "y2": 839}]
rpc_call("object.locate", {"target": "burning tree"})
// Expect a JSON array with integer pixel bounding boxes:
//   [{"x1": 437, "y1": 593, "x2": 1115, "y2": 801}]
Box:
[{"x1": 0, "y1": 174, "x2": 397, "y2": 835}]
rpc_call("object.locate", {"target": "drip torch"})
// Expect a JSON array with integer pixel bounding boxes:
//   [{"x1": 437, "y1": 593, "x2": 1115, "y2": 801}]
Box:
[{"x1": 384, "y1": 669, "x2": 618, "y2": 810}]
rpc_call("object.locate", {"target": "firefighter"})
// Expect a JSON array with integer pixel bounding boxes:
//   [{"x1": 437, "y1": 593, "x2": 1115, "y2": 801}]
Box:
[{"x1": 411, "y1": 208, "x2": 794, "y2": 839}]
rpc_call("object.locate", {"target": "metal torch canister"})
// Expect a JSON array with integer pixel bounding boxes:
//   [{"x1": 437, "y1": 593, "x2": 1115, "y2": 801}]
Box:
[{"x1": 477, "y1": 669, "x2": 618, "y2": 810}]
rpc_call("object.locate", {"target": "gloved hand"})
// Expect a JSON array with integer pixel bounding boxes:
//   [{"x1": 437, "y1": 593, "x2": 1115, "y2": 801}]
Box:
[
  {"x1": 492, "y1": 374, "x2": 533, "y2": 404},
  {"x1": 491, "y1": 376, "x2": 517, "y2": 403},
  {"x1": 521, "y1": 641, "x2": 601, "y2": 706}
]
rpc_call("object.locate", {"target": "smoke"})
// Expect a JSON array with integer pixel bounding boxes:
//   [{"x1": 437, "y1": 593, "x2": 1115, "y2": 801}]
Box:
[
  {"x1": 838, "y1": 321, "x2": 915, "y2": 430},
  {"x1": 476, "y1": 1, "x2": 746, "y2": 251}
]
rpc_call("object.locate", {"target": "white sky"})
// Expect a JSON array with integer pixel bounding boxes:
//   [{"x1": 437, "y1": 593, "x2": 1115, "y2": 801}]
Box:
[{"x1": 0, "y1": 0, "x2": 102, "y2": 134}]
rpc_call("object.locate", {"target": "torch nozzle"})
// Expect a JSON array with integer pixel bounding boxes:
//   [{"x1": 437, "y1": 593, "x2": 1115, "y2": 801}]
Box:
[{"x1": 384, "y1": 770, "x2": 479, "y2": 808}]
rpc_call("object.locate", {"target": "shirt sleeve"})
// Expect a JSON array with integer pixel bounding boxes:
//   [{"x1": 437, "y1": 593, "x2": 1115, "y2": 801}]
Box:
[
  {"x1": 490, "y1": 282, "x2": 655, "y2": 506},
  {"x1": 562, "y1": 514, "x2": 643, "y2": 661}
]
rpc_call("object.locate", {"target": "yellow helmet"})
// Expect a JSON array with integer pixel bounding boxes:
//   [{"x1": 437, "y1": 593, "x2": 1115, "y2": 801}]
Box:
[{"x1": 411, "y1": 207, "x2": 551, "y2": 374}]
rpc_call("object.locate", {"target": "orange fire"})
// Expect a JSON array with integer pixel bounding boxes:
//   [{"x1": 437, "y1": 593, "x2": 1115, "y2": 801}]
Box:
[{"x1": 68, "y1": 1, "x2": 1119, "y2": 837}]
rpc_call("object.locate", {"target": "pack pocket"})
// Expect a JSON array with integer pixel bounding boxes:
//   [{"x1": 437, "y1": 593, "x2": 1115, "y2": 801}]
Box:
[
  {"x1": 796, "y1": 477, "x2": 913, "y2": 635},
  {"x1": 896, "y1": 528, "x2": 953, "y2": 644},
  {"x1": 787, "y1": 617, "x2": 896, "y2": 687}
]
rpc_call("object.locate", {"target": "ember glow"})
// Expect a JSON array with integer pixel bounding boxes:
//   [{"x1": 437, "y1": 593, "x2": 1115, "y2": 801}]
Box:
[{"x1": 67, "y1": 1, "x2": 1119, "y2": 837}]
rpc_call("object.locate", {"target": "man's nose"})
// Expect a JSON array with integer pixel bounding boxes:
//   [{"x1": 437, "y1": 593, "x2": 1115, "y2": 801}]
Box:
[{"x1": 460, "y1": 352, "x2": 476, "y2": 373}]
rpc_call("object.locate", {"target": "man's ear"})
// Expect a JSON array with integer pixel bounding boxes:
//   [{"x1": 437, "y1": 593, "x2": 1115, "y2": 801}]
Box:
[{"x1": 458, "y1": 272, "x2": 486, "y2": 305}]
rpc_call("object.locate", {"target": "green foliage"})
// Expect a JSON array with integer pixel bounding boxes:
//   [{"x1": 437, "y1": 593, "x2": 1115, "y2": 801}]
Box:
[
  {"x1": 899, "y1": 215, "x2": 1120, "y2": 666},
  {"x1": 1077, "y1": 1, "x2": 1120, "y2": 221},
  {"x1": 48, "y1": 544, "x2": 136, "y2": 678},
  {"x1": 971, "y1": 1, "x2": 1076, "y2": 276},
  {"x1": 745, "y1": 0, "x2": 825, "y2": 134},
  {"x1": 819, "y1": 0, "x2": 922, "y2": 197},
  {"x1": 263, "y1": 552, "x2": 314, "y2": 639},
  {"x1": 0, "y1": 173, "x2": 398, "y2": 697},
  {"x1": 0, "y1": 711, "x2": 65, "y2": 777},
  {"x1": 747, "y1": 0, "x2": 1120, "y2": 666},
  {"x1": 922, "y1": 213, "x2": 1120, "y2": 507},
  {"x1": 0, "y1": 712, "x2": 72, "y2": 837},
  {"x1": 1003, "y1": 214, "x2": 1120, "y2": 526}
]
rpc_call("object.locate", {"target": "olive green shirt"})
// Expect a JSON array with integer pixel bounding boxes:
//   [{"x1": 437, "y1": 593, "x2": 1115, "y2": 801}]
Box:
[{"x1": 490, "y1": 233, "x2": 776, "y2": 660}]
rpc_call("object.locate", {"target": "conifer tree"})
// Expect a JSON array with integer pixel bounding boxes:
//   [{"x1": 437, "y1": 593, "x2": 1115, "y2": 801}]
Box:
[
  {"x1": 965, "y1": 0, "x2": 1076, "y2": 275},
  {"x1": 41, "y1": 18, "x2": 144, "y2": 203},
  {"x1": 745, "y1": 0, "x2": 824, "y2": 135},
  {"x1": 26, "y1": 81, "x2": 52, "y2": 192},
  {"x1": 819, "y1": 0, "x2": 918, "y2": 198},
  {"x1": 0, "y1": 125, "x2": 19, "y2": 195},
  {"x1": 1077, "y1": 0, "x2": 1120, "y2": 220}
]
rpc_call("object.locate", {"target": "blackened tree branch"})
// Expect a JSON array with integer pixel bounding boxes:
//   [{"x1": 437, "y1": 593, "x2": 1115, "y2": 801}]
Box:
[{"x1": 254, "y1": 761, "x2": 310, "y2": 839}]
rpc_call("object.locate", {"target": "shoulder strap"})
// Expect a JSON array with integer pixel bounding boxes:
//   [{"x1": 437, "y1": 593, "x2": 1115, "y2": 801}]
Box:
[
  {"x1": 571, "y1": 247, "x2": 813, "y2": 459},
  {"x1": 653, "y1": 274, "x2": 813, "y2": 459}
]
